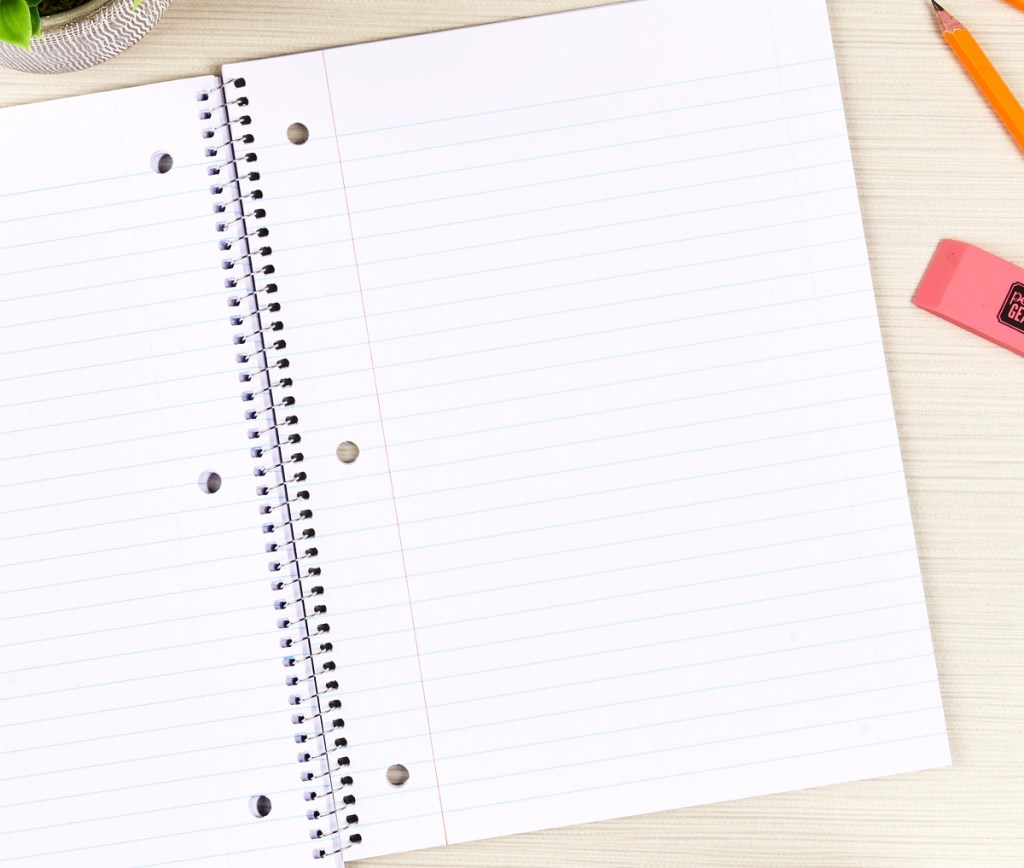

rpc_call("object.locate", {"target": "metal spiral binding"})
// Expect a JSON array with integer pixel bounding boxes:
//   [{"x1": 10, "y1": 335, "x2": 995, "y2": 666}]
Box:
[{"x1": 198, "y1": 76, "x2": 361, "y2": 861}]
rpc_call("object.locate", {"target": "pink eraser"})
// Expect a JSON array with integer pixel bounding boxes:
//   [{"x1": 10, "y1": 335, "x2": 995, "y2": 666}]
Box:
[{"x1": 914, "y1": 239, "x2": 1024, "y2": 357}]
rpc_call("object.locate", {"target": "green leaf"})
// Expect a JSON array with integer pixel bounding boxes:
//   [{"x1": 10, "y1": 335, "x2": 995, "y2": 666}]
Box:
[
  {"x1": 0, "y1": 0, "x2": 33, "y2": 51},
  {"x1": 28, "y1": 2, "x2": 37, "y2": 37}
]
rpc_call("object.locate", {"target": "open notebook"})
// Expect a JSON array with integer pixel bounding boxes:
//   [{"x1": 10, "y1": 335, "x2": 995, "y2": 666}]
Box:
[{"x1": 0, "y1": 0, "x2": 949, "y2": 865}]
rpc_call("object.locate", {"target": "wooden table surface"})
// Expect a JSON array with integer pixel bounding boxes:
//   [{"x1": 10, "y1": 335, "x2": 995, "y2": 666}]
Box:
[{"x1": 2, "y1": 1, "x2": 1021, "y2": 865}]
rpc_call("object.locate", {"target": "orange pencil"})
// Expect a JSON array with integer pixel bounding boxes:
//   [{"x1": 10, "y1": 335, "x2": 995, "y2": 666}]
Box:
[
  {"x1": 932, "y1": 1, "x2": 1024, "y2": 153},
  {"x1": 1003, "y1": 0, "x2": 1024, "y2": 12}
]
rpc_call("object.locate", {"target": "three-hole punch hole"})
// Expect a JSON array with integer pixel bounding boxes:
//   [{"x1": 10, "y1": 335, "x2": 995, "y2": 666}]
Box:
[
  {"x1": 198, "y1": 471, "x2": 222, "y2": 494},
  {"x1": 386, "y1": 764, "x2": 410, "y2": 787},
  {"x1": 248, "y1": 795, "x2": 272, "y2": 818},
  {"x1": 287, "y1": 122, "x2": 309, "y2": 145},
  {"x1": 335, "y1": 441, "x2": 360, "y2": 464},
  {"x1": 151, "y1": 151, "x2": 174, "y2": 174}
]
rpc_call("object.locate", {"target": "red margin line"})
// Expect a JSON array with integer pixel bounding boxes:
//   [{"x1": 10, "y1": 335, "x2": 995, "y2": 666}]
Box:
[{"x1": 320, "y1": 53, "x2": 449, "y2": 844}]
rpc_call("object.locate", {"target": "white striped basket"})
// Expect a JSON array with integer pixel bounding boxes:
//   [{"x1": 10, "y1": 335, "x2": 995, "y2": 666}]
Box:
[{"x1": 0, "y1": 0, "x2": 172, "y2": 74}]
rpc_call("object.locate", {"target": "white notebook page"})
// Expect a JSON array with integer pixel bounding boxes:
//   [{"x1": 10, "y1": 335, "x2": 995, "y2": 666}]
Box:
[
  {"x1": 0, "y1": 80, "x2": 323, "y2": 867},
  {"x1": 226, "y1": 0, "x2": 950, "y2": 858}
]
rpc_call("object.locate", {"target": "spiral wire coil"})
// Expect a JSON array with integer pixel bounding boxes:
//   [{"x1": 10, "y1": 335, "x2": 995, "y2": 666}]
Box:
[{"x1": 199, "y1": 76, "x2": 361, "y2": 860}]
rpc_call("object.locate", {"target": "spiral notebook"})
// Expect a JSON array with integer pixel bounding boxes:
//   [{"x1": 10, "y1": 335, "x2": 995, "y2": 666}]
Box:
[{"x1": 0, "y1": 0, "x2": 950, "y2": 865}]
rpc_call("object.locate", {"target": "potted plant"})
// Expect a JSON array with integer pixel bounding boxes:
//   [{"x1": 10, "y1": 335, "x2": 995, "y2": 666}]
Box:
[{"x1": 0, "y1": 0, "x2": 171, "y2": 73}]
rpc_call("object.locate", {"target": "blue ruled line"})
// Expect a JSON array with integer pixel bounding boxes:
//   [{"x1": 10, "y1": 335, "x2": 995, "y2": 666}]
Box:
[
  {"x1": 337, "y1": 56, "x2": 836, "y2": 137},
  {"x1": 343, "y1": 83, "x2": 839, "y2": 163},
  {"x1": 1, "y1": 257, "x2": 867, "y2": 418},
  {"x1": 2, "y1": 405, "x2": 893, "y2": 574},
  {"x1": 2, "y1": 205, "x2": 858, "y2": 361},
  {"x1": 2, "y1": 311, "x2": 880, "y2": 487},
  {"x1": 343, "y1": 558, "x2": 919, "y2": 672},
  {"x1": 4, "y1": 462, "x2": 900, "y2": 622}
]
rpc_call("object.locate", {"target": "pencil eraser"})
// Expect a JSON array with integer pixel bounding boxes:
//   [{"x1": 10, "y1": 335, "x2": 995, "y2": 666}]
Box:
[{"x1": 914, "y1": 239, "x2": 1024, "y2": 357}]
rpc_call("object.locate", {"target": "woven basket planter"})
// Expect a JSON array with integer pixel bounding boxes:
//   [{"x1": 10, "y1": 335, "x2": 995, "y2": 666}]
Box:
[{"x1": 0, "y1": 0, "x2": 172, "y2": 74}]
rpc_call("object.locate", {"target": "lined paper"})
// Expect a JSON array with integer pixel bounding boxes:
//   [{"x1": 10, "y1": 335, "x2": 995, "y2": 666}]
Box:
[
  {"x1": 225, "y1": 0, "x2": 950, "y2": 859},
  {"x1": 0, "y1": 79, "x2": 315, "y2": 866}
]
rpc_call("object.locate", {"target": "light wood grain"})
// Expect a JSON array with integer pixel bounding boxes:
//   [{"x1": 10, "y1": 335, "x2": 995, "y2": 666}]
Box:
[{"x1": 3, "y1": 1, "x2": 1021, "y2": 865}]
